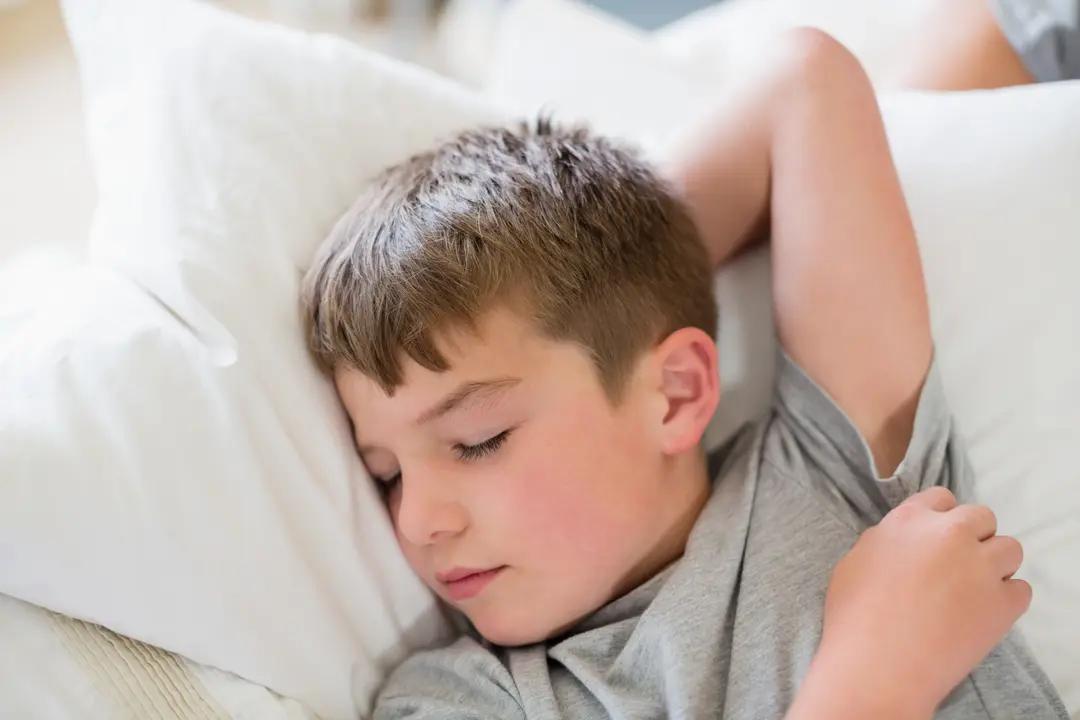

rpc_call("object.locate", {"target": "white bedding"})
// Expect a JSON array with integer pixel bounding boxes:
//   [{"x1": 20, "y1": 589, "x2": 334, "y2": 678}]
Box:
[
  {"x1": 0, "y1": 1, "x2": 498, "y2": 717},
  {"x1": 0, "y1": 592, "x2": 317, "y2": 719},
  {"x1": 3, "y1": 0, "x2": 1078, "y2": 718}
]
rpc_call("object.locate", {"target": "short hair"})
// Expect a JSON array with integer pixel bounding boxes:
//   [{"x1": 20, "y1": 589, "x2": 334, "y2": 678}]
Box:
[{"x1": 301, "y1": 116, "x2": 717, "y2": 402}]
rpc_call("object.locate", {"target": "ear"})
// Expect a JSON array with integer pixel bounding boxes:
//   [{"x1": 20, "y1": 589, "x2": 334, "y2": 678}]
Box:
[{"x1": 653, "y1": 327, "x2": 720, "y2": 456}]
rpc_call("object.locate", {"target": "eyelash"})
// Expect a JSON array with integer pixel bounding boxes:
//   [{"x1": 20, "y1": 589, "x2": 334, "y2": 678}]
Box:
[
  {"x1": 376, "y1": 429, "x2": 513, "y2": 489},
  {"x1": 454, "y1": 429, "x2": 512, "y2": 462}
]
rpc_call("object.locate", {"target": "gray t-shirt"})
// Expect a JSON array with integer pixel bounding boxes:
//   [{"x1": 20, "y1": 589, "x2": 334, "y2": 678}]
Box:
[
  {"x1": 372, "y1": 350, "x2": 1069, "y2": 719},
  {"x1": 991, "y1": 0, "x2": 1080, "y2": 80}
]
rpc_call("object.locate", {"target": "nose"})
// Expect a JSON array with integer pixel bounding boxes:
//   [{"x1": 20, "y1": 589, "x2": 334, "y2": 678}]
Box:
[{"x1": 392, "y1": 468, "x2": 468, "y2": 547}]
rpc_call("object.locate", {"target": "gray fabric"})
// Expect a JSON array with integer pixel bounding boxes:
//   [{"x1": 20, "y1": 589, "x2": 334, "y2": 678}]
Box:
[
  {"x1": 373, "y1": 349, "x2": 1069, "y2": 719},
  {"x1": 991, "y1": 0, "x2": 1080, "y2": 81}
]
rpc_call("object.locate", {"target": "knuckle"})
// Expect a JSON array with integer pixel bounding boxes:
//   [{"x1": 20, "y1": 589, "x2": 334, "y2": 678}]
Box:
[
  {"x1": 1005, "y1": 535, "x2": 1025, "y2": 563},
  {"x1": 927, "y1": 486, "x2": 956, "y2": 503},
  {"x1": 887, "y1": 501, "x2": 920, "y2": 525},
  {"x1": 941, "y1": 515, "x2": 970, "y2": 541},
  {"x1": 977, "y1": 504, "x2": 997, "y2": 524},
  {"x1": 1013, "y1": 579, "x2": 1034, "y2": 610}
]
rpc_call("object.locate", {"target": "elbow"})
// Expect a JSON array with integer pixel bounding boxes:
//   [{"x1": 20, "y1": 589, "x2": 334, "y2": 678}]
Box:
[{"x1": 768, "y1": 27, "x2": 870, "y2": 99}]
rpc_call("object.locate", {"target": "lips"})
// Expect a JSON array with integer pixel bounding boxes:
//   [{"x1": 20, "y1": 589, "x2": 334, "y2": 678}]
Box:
[
  {"x1": 436, "y1": 566, "x2": 499, "y2": 584},
  {"x1": 437, "y1": 566, "x2": 507, "y2": 601}
]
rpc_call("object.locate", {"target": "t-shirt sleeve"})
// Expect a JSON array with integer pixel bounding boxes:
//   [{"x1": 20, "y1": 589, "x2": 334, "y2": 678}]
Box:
[
  {"x1": 989, "y1": 0, "x2": 1080, "y2": 81},
  {"x1": 765, "y1": 346, "x2": 975, "y2": 527},
  {"x1": 372, "y1": 637, "x2": 526, "y2": 720}
]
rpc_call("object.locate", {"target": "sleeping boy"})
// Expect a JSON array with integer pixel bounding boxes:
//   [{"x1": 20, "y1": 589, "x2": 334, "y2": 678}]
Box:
[{"x1": 301, "y1": 24, "x2": 1069, "y2": 720}]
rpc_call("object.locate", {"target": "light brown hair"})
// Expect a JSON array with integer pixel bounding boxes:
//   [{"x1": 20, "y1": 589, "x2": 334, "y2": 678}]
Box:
[{"x1": 301, "y1": 117, "x2": 716, "y2": 402}]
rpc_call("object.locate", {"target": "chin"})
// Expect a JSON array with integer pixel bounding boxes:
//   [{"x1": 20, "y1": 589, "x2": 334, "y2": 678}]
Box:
[{"x1": 469, "y1": 610, "x2": 559, "y2": 648}]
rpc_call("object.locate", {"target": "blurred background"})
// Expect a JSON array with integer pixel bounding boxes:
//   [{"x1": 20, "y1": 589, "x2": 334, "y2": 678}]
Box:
[{"x1": 0, "y1": 0, "x2": 726, "y2": 266}]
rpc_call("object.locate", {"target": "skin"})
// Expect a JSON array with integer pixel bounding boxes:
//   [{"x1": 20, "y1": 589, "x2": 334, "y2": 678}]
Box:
[
  {"x1": 881, "y1": 0, "x2": 1035, "y2": 90},
  {"x1": 335, "y1": 307, "x2": 720, "y2": 646}
]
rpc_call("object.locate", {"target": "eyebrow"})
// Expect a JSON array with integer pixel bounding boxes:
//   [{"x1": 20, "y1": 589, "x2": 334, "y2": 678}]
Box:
[
  {"x1": 355, "y1": 376, "x2": 523, "y2": 454},
  {"x1": 414, "y1": 377, "x2": 521, "y2": 426}
]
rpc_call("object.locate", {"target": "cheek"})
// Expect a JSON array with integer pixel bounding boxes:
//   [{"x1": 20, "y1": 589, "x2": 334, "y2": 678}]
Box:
[{"x1": 505, "y1": 407, "x2": 654, "y2": 561}]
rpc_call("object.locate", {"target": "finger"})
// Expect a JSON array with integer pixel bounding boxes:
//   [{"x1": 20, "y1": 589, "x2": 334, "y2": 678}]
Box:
[
  {"x1": 903, "y1": 486, "x2": 957, "y2": 512},
  {"x1": 983, "y1": 534, "x2": 1024, "y2": 579},
  {"x1": 949, "y1": 503, "x2": 997, "y2": 541},
  {"x1": 1003, "y1": 578, "x2": 1033, "y2": 616}
]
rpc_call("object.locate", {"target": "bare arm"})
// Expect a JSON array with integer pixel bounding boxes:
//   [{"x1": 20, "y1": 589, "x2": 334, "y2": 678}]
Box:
[
  {"x1": 882, "y1": 0, "x2": 1035, "y2": 90},
  {"x1": 665, "y1": 29, "x2": 930, "y2": 476}
]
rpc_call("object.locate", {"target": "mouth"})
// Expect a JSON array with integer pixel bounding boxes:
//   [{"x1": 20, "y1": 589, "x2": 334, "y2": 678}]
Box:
[{"x1": 439, "y1": 566, "x2": 507, "y2": 601}]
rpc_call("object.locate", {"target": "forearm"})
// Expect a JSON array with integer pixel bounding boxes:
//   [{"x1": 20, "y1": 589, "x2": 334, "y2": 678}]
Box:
[
  {"x1": 881, "y1": 0, "x2": 1034, "y2": 90},
  {"x1": 664, "y1": 0, "x2": 1036, "y2": 267}
]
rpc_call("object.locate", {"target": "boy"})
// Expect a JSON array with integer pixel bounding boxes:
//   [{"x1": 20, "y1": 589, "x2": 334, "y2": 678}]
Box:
[{"x1": 302, "y1": 28, "x2": 1068, "y2": 720}]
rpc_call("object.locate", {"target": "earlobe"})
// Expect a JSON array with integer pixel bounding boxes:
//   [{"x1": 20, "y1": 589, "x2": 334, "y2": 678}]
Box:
[{"x1": 656, "y1": 328, "x2": 720, "y2": 455}]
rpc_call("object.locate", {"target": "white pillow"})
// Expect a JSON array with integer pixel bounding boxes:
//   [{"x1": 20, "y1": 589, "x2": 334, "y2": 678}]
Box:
[
  {"x1": 0, "y1": 1, "x2": 503, "y2": 717},
  {"x1": 488, "y1": 0, "x2": 1080, "y2": 714}
]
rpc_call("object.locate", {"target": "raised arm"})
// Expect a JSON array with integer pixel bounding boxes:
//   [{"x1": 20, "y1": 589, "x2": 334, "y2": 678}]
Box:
[
  {"x1": 885, "y1": 0, "x2": 1080, "y2": 89},
  {"x1": 666, "y1": 28, "x2": 931, "y2": 477},
  {"x1": 881, "y1": 0, "x2": 1035, "y2": 90}
]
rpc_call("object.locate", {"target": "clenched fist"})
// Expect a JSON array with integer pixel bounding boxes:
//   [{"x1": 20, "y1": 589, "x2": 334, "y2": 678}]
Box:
[{"x1": 791, "y1": 487, "x2": 1031, "y2": 720}]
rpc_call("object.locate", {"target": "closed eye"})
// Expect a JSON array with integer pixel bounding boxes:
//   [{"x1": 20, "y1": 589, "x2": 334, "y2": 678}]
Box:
[
  {"x1": 372, "y1": 428, "x2": 514, "y2": 490},
  {"x1": 454, "y1": 429, "x2": 512, "y2": 461}
]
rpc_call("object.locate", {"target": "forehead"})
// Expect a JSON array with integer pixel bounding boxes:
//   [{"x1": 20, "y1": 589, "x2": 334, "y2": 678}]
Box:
[{"x1": 332, "y1": 306, "x2": 594, "y2": 425}]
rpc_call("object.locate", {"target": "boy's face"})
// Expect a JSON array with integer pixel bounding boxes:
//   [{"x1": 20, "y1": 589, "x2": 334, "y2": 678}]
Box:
[{"x1": 335, "y1": 306, "x2": 710, "y2": 646}]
